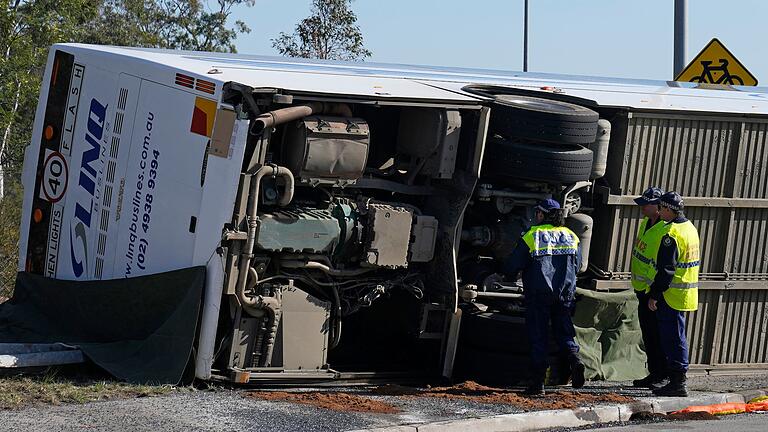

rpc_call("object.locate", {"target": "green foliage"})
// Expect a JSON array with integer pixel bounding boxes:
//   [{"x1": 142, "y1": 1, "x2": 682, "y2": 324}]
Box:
[
  {"x1": 1, "y1": 0, "x2": 255, "y2": 186},
  {"x1": 0, "y1": 0, "x2": 255, "y2": 298},
  {"x1": 1, "y1": 0, "x2": 99, "y2": 182},
  {"x1": 273, "y1": 0, "x2": 371, "y2": 61},
  {"x1": 0, "y1": 181, "x2": 21, "y2": 299},
  {"x1": 162, "y1": 0, "x2": 255, "y2": 53},
  {"x1": 81, "y1": 0, "x2": 169, "y2": 48},
  {"x1": 84, "y1": 1, "x2": 254, "y2": 53}
]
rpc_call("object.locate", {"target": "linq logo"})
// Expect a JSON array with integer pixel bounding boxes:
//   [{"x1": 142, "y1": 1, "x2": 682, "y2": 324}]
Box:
[{"x1": 69, "y1": 98, "x2": 107, "y2": 278}]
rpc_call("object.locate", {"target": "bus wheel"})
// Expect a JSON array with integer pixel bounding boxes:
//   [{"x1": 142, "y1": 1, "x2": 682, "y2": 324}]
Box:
[
  {"x1": 489, "y1": 95, "x2": 599, "y2": 145},
  {"x1": 483, "y1": 137, "x2": 593, "y2": 183}
]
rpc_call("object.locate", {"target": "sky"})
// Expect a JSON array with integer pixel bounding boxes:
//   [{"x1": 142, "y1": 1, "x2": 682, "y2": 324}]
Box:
[{"x1": 231, "y1": 0, "x2": 768, "y2": 84}]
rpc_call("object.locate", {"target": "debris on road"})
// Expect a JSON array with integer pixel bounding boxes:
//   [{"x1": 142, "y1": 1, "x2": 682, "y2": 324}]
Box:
[
  {"x1": 245, "y1": 391, "x2": 401, "y2": 414},
  {"x1": 372, "y1": 381, "x2": 634, "y2": 411},
  {"x1": 245, "y1": 381, "x2": 634, "y2": 414}
]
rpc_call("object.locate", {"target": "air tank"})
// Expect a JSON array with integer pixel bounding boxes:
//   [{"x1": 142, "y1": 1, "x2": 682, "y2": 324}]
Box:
[
  {"x1": 566, "y1": 213, "x2": 593, "y2": 274},
  {"x1": 589, "y1": 119, "x2": 611, "y2": 179}
]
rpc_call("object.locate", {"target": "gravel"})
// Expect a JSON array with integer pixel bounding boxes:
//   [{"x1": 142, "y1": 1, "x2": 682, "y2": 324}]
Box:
[
  {"x1": 0, "y1": 387, "x2": 524, "y2": 432},
  {"x1": 0, "y1": 373, "x2": 765, "y2": 432}
]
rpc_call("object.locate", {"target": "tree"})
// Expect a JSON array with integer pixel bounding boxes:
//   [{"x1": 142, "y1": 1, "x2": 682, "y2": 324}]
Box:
[
  {"x1": 84, "y1": 0, "x2": 254, "y2": 53},
  {"x1": 272, "y1": 0, "x2": 371, "y2": 61},
  {"x1": 1, "y1": 0, "x2": 255, "y2": 198},
  {"x1": 0, "y1": 0, "x2": 255, "y2": 297},
  {"x1": 162, "y1": 0, "x2": 254, "y2": 53},
  {"x1": 1, "y1": 0, "x2": 99, "y2": 198},
  {"x1": 81, "y1": 0, "x2": 168, "y2": 48},
  {"x1": 1, "y1": 0, "x2": 99, "y2": 297}
]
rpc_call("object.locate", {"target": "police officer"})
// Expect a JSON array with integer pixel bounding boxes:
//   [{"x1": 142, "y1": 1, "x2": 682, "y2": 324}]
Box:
[
  {"x1": 629, "y1": 187, "x2": 669, "y2": 389},
  {"x1": 504, "y1": 199, "x2": 585, "y2": 395},
  {"x1": 648, "y1": 192, "x2": 700, "y2": 397}
]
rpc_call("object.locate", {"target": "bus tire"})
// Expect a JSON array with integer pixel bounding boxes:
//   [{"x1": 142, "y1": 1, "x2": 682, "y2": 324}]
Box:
[
  {"x1": 490, "y1": 95, "x2": 599, "y2": 145},
  {"x1": 483, "y1": 138, "x2": 593, "y2": 183}
]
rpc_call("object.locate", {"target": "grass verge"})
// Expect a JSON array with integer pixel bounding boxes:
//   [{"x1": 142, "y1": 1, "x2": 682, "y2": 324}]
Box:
[{"x1": 0, "y1": 372, "x2": 176, "y2": 410}]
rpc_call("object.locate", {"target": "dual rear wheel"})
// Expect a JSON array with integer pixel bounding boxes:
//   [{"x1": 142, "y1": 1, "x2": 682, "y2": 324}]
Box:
[{"x1": 483, "y1": 94, "x2": 599, "y2": 183}]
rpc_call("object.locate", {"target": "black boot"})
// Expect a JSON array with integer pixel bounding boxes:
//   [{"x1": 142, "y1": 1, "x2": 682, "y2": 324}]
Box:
[
  {"x1": 652, "y1": 371, "x2": 688, "y2": 397},
  {"x1": 523, "y1": 368, "x2": 546, "y2": 396},
  {"x1": 571, "y1": 358, "x2": 586, "y2": 389},
  {"x1": 632, "y1": 373, "x2": 668, "y2": 389},
  {"x1": 523, "y1": 379, "x2": 545, "y2": 396}
]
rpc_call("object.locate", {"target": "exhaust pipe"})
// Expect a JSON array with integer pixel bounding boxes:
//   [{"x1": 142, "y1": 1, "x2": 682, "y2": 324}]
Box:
[{"x1": 250, "y1": 102, "x2": 353, "y2": 135}]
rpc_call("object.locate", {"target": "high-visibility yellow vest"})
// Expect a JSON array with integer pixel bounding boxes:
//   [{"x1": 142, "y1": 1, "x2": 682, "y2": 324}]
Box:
[
  {"x1": 663, "y1": 220, "x2": 700, "y2": 311},
  {"x1": 522, "y1": 224, "x2": 579, "y2": 257},
  {"x1": 630, "y1": 217, "x2": 668, "y2": 293}
]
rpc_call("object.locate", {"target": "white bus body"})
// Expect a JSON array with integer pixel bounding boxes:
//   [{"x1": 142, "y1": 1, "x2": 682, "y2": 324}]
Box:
[{"x1": 19, "y1": 44, "x2": 768, "y2": 383}]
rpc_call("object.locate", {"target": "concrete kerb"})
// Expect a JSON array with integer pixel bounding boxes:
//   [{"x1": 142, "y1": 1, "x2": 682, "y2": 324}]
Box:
[{"x1": 349, "y1": 389, "x2": 768, "y2": 432}]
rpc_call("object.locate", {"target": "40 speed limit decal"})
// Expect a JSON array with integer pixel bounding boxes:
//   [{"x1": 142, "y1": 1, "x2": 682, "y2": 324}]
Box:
[{"x1": 40, "y1": 150, "x2": 69, "y2": 203}]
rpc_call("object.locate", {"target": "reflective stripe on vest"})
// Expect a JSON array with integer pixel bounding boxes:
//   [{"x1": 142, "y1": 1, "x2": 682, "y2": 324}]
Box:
[
  {"x1": 522, "y1": 224, "x2": 579, "y2": 257},
  {"x1": 669, "y1": 282, "x2": 699, "y2": 289},
  {"x1": 662, "y1": 220, "x2": 700, "y2": 311},
  {"x1": 630, "y1": 217, "x2": 668, "y2": 293},
  {"x1": 632, "y1": 274, "x2": 654, "y2": 286}
]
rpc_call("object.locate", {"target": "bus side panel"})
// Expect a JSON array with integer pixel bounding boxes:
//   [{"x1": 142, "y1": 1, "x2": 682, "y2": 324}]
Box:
[
  {"x1": 53, "y1": 64, "x2": 119, "y2": 280},
  {"x1": 96, "y1": 74, "x2": 142, "y2": 279},
  {"x1": 21, "y1": 50, "x2": 118, "y2": 280},
  {"x1": 22, "y1": 49, "x2": 239, "y2": 282},
  {"x1": 111, "y1": 79, "x2": 209, "y2": 278}
]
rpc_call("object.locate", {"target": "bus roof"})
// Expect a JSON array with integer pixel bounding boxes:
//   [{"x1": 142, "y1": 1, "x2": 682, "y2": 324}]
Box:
[{"x1": 60, "y1": 43, "x2": 768, "y2": 115}]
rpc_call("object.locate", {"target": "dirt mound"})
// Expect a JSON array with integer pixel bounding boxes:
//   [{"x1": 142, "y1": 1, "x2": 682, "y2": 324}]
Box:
[
  {"x1": 376, "y1": 381, "x2": 634, "y2": 411},
  {"x1": 246, "y1": 381, "x2": 634, "y2": 414},
  {"x1": 245, "y1": 391, "x2": 400, "y2": 414}
]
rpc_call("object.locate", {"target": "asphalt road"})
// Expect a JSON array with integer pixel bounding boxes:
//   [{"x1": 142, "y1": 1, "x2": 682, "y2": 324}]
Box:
[
  {"x1": 0, "y1": 387, "x2": 523, "y2": 432},
  {"x1": 576, "y1": 413, "x2": 768, "y2": 432},
  {"x1": 0, "y1": 373, "x2": 765, "y2": 432}
]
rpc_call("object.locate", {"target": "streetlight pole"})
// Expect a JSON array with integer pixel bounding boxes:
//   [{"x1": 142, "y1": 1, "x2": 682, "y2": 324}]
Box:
[
  {"x1": 673, "y1": 0, "x2": 687, "y2": 77},
  {"x1": 523, "y1": 0, "x2": 529, "y2": 72}
]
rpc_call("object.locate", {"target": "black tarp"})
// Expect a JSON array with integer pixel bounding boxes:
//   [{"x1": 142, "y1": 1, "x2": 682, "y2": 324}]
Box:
[{"x1": 0, "y1": 267, "x2": 205, "y2": 384}]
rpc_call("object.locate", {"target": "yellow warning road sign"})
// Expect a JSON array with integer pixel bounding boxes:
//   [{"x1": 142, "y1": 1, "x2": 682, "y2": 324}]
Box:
[{"x1": 676, "y1": 38, "x2": 757, "y2": 86}]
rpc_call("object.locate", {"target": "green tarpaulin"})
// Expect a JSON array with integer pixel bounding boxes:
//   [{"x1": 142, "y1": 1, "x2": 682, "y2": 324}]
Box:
[{"x1": 573, "y1": 287, "x2": 648, "y2": 381}]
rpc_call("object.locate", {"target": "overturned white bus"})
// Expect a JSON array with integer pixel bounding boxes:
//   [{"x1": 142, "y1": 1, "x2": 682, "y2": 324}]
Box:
[{"x1": 14, "y1": 44, "x2": 768, "y2": 383}]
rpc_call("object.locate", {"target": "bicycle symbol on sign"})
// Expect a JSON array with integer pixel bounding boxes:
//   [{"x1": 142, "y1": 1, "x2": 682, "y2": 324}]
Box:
[{"x1": 690, "y1": 59, "x2": 744, "y2": 85}]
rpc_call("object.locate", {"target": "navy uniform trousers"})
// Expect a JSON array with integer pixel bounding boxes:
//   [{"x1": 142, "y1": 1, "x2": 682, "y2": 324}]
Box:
[{"x1": 636, "y1": 291, "x2": 668, "y2": 377}]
